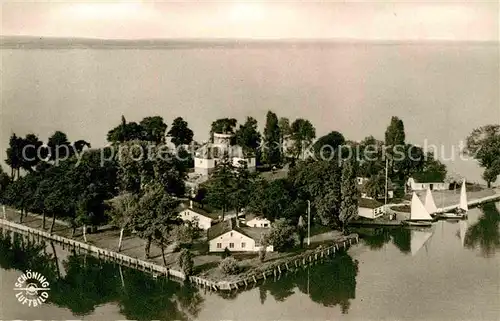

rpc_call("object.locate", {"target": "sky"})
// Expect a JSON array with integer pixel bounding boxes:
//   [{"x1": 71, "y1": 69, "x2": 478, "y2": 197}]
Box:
[{"x1": 1, "y1": 1, "x2": 499, "y2": 41}]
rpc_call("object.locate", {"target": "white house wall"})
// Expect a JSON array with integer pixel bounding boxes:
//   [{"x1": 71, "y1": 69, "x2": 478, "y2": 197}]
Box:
[
  {"x1": 246, "y1": 218, "x2": 271, "y2": 228},
  {"x1": 179, "y1": 209, "x2": 213, "y2": 230}
]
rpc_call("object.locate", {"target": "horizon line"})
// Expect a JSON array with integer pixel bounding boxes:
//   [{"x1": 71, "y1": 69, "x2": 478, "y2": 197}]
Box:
[{"x1": 2, "y1": 35, "x2": 498, "y2": 44}]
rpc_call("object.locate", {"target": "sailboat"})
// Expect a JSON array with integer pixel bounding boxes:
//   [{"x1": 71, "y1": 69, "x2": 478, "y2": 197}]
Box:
[
  {"x1": 402, "y1": 192, "x2": 434, "y2": 227},
  {"x1": 424, "y1": 188, "x2": 438, "y2": 216},
  {"x1": 440, "y1": 180, "x2": 468, "y2": 219}
]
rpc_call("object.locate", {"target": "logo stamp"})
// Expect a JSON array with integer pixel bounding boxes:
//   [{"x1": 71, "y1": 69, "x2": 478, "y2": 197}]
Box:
[{"x1": 13, "y1": 270, "x2": 50, "y2": 307}]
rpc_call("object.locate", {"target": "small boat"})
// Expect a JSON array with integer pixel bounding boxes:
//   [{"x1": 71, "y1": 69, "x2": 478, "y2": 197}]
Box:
[
  {"x1": 403, "y1": 192, "x2": 434, "y2": 227},
  {"x1": 439, "y1": 180, "x2": 468, "y2": 219}
]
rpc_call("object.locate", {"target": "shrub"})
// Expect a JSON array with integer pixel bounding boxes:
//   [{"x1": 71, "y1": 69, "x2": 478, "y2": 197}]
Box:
[
  {"x1": 267, "y1": 218, "x2": 296, "y2": 251},
  {"x1": 219, "y1": 257, "x2": 240, "y2": 275},
  {"x1": 222, "y1": 247, "x2": 231, "y2": 258},
  {"x1": 178, "y1": 249, "x2": 194, "y2": 276}
]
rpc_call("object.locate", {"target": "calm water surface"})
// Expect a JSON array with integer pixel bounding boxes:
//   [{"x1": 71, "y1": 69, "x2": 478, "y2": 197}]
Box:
[{"x1": 0, "y1": 202, "x2": 499, "y2": 321}]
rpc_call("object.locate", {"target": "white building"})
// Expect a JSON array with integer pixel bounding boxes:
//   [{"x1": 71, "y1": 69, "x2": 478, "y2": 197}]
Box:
[
  {"x1": 244, "y1": 215, "x2": 271, "y2": 228},
  {"x1": 194, "y1": 132, "x2": 256, "y2": 176},
  {"x1": 357, "y1": 198, "x2": 386, "y2": 219},
  {"x1": 407, "y1": 177, "x2": 449, "y2": 192},
  {"x1": 178, "y1": 201, "x2": 219, "y2": 230},
  {"x1": 208, "y1": 218, "x2": 273, "y2": 253}
]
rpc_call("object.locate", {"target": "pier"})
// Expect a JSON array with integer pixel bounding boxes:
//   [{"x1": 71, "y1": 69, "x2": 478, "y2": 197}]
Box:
[{"x1": 435, "y1": 192, "x2": 500, "y2": 213}]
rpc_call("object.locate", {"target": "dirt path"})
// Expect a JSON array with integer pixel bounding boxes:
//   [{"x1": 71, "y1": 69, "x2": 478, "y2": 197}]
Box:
[{"x1": 1, "y1": 207, "x2": 180, "y2": 268}]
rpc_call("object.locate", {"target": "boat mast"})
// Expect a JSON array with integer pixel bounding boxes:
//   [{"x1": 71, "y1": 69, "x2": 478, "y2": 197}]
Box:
[{"x1": 385, "y1": 157, "x2": 388, "y2": 206}]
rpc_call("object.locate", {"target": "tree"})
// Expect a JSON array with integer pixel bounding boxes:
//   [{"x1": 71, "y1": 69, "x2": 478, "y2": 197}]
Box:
[
  {"x1": 178, "y1": 249, "x2": 194, "y2": 276},
  {"x1": 482, "y1": 165, "x2": 499, "y2": 188},
  {"x1": 340, "y1": 161, "x2": 358, "y2": 232},
  {"x1": 233, "y1": 160, "x2": 259, "y2": 215},
  {"x1": 259, "y1": 234, "x2": 268, "y2": 262},
  {"x1": 357, "y1": 136, "x2": 385, "y2": 177},
  {"x1": 107, "y1": 116, "x2": 144, "y2": 144},
  {"x1": 278, "y1": 117, "x2": 291, "y2": 149},
  {"x1": 466, "y1": 125, "x2": 500, "y2": 187},
  {"x1": 167, "y1": 117, "x2": 194, "y2": 147},
  {"x1": 0, "y1": 166, "x2": 10, "y2": 204},
  {"x1": 234, "y1": 117, "x2": 261, "y2": 157},
  {"x1": 313, "y1": 131, "x2": 345, "y2": 160},
  {"x1": 290, "y1": 119, "x2": 316, "y2": 160},
  {"x1": 47, "y1": 131, "x2": 72, "y2": 162},
  {"x1": 210, "y1": 118, "x2": 237, "y2": 140},
  {"x1": 384, "y1": 116, "x2": 406, "y2": 174},
  {"x1": 73, "y1": 140, "x2": 91, "y2": 154},
  {"x1": 262, "y1": 111, "x2": 282, "y2": 165},
  {"x1": 5, "y1": 133, "x2": 23, "y2": 180},
  {"x1": 107, "y1": 193, "x2": 138, "y2": 252},
  {"x1": 21, "y1": 133, "x2": 44, "y2": 171},
  {"x1": 174, "y1": 219, "x2": 201, "y2": 245},
  {"x1": 364, "y1": 173, "x2": 386, "y2": 200},
  {"x1": 393, "y1": 144, "x2": 425, "y2": 181},
  {"x1": 384, "y1": 116, "x2": 406, "y2": 147},
  {"x1": 140, "y1": 116, "x2": 168, "y2": 144},
  {"x1": 204, "y1": 153, "x2": 236, "y2": 220},
  {"x1": 289, "y1": 160, "x2": 341, "y2": 226},
  {"x1": 267, "y1": 218, "x2": 296, "y2": 251},
  {"x1": 117, "y1": 141, "x2": 186, "y2": 196},
  {"x1": 131, "y1": 183, "x2": 181, "y2": 259},
  {"x1": 219, "y1": 257, "x2": 240, "y2": 275},
  {"x1": 247, "y1": 178, "x2": 302, "y2": 222}
]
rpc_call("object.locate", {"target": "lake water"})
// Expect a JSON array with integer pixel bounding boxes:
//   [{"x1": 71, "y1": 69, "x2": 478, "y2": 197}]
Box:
[
  {"x1": 1, "y1": 42, "x2": 499, "y2": 182},
  {"x1": 1, "y1": 202, "x2": 498, "y2": 320}
]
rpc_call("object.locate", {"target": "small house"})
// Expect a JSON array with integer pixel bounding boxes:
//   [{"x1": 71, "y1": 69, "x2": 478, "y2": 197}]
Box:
[
  {"x1": 357, "y1": 198, "x2": 386, "y2": 219},
  {"x1": 208, "y1": 218, "x2": 273, "y2": 253},
  {"x1": 179, "y1": 201, "x2": 219, "y2": 230},
  {"x1": 244, "y1": 214, "x2": 271, "y2": 228},
  {"x1": 407, "y1": 177, "x2": 449, "y2": 192}
]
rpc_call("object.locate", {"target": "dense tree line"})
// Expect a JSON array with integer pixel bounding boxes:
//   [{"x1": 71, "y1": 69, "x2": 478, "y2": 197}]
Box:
[{"x1": 0, "y1": 111, "x2": 454, "y2": 257}]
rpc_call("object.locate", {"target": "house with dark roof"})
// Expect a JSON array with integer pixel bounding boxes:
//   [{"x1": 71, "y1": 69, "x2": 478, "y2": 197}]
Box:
[
  {"x1": 207, "y1": 218, "x2": 273, "y2": 253},
  {"x1": 179, "y1": 201, "x2": 220, "y2": 230}
]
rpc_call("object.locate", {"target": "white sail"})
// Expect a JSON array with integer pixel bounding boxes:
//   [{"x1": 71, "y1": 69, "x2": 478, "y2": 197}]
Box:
[
  {"x1": 459, "y1": 180, "x2": 468, "y2": 211},
  {"x1": 410, "y1": 230, "x2": 433, "y2": 256},
  {"x1": 459, "y1": 220, "x2": 468, "y2": 247},
  {"x1": 424, "y1": 188, "x2": 438, "y2": 214},
  {"x1": 410, "y1": 192, "x2": 433, "y2": 221}
]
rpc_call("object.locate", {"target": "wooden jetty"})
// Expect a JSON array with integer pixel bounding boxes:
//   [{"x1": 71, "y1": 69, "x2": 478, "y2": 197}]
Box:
[
  {"x1": 0, "y1": 218, "x2": 359, "y2": 292},
  {"x1": 348, "y1": 220, "x2": 402, "y2": 227}
]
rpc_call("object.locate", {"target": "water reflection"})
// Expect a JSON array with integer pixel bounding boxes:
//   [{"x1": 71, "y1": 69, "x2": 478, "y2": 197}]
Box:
[
  {"x1": 352, "y1": 203, "x2": 500, "y2": 258},
  {"x1": 257, "y1": 251, "x2": 359, "y2": 314},
  {"x1": 464, "y1": 202, "x2": 500, "y2": 257},
  {"x1": 0, "y1": 229, "x2": 204, "y2": 321}
]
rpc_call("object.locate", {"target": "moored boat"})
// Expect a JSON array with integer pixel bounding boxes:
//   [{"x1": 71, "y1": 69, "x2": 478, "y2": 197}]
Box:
[
  {"x1": 438, "y1": 180, "x2": 468, "y2": 220},
  {"x1": 403, "y1": 192, "x2": 434, "y2": 227},
  {"x1": 424, "y1": 188, "x2": 438, "y2": 217}
]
